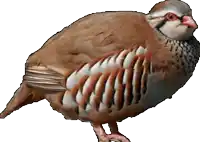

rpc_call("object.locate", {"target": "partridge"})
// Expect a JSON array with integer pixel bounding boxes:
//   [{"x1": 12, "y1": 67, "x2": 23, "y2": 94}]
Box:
[{"x1": 1, "y1": 0, "x2": 200, "y2": 142}]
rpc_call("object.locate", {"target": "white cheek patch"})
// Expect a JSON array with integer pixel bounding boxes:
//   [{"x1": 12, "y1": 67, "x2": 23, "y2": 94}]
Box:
[{"x1": 159, "y1": 20, "x2": 188, "y2": 40}]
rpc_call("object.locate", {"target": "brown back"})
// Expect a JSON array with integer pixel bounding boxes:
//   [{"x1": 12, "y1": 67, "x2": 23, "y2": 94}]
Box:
[{"x1": 27, "y1": 11, "x2": 173, "y2": 75}]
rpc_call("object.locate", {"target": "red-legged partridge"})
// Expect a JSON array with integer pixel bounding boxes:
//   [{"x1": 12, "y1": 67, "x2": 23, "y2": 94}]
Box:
[{"x1": 1, "y1": 0, "x2": 200, "y2": 142}]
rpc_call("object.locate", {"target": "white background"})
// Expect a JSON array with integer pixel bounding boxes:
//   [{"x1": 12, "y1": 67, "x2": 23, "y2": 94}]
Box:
[{"x1": 0, "y1": 0, "x2": 199, "y2": 142}]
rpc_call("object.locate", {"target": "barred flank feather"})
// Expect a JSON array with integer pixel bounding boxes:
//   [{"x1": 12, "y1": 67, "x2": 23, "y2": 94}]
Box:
[
  {"x1": 65, "y1": 46, "x2": 148, "y2": 89},
  {"x1": 62, "y1": 46, "x2": 152, "y2": 118}
]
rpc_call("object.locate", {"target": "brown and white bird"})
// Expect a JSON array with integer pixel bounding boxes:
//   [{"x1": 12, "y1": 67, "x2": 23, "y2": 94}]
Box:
[{"x1": 0, "y1": 0, "x2": 199, "y2": 142}]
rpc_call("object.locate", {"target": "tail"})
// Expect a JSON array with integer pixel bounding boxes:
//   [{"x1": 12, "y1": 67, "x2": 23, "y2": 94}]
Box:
[
  {"x1": 0, "y1": 82, "x2": 32, "y2": 119},
  {"x1": 0, "y1": 65, "x2": 66, "y2": 119}
]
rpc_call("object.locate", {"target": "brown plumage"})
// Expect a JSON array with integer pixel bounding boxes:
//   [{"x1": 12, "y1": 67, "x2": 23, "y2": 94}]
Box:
[
  {"x1": 28, "y1": 11, "x2": 170, "y2": 70},
  {"x1": 1, "y1": 0, "x2": 200, "y2": 142}
]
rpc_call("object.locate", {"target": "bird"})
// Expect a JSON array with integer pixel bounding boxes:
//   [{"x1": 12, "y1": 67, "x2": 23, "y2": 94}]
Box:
[{"x1": 0, "y1": 0, "x2": 200, "y2": 142}]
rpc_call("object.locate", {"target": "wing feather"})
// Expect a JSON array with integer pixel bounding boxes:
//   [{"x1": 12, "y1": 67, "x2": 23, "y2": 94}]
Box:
[{"x1": 23, "y1": 65, "x2": 66, "y2": 91}]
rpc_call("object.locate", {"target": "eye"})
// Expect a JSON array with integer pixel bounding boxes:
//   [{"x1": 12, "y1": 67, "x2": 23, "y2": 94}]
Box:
[{"x1": 165, "y1": 12, "x2": 178, "y2": 21}]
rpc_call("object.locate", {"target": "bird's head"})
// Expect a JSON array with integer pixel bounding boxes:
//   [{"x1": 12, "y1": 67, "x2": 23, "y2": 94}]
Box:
[{"x1": 147, "y1": 0, "x2": 198, "y2": 41}]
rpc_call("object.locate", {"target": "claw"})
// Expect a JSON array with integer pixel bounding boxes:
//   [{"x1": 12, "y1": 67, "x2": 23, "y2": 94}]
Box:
[
  {"x1": 108, "y1": 122, "x2": 130, "y2": 142},
  {"x1": 106, "y1": 133, "x2": 130, "y2": 142}
]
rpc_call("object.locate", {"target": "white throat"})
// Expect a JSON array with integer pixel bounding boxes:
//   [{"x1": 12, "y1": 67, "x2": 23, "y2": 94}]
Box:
[{"x1": 159, "y1": 20, "x2": 193, "y2": 40}]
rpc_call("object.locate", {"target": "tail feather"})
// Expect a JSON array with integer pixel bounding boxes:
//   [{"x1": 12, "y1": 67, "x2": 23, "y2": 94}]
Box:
[
  {"x1": 0, "y1": 65, "x2": 66, "y2": 118},
  {"x1": 0, "y1": 83, "x2": 33, "y2": 118}
]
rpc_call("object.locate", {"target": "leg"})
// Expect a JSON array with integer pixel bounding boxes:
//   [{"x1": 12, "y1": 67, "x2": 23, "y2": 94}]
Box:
[
  {"x1": 108, "y1": 122, "x2": 119, "y2": 133},
  {"x1": 91, "y1": 123, "x2": 109, "y2": 142},
  {"x1": 0, "y1": 82, "x2": 44, "y2": 118},
  {"x1": 107, "y1": 122, "x2": 130, "y2": 142}
]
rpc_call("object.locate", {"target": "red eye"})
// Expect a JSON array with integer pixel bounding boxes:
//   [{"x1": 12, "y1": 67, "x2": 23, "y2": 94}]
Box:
[{"x1": 165, "y1": 13, "x2": 178, "y2": 21}]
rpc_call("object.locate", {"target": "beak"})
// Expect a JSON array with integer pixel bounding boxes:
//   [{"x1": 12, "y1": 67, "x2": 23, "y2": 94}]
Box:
[{"x1": 182, "y1": 16, "x2": 198, "y2": 29}]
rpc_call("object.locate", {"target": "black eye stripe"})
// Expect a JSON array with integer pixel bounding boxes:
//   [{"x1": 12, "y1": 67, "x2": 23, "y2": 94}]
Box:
[{"x1": 156, "y1": 19, "x2": 166, "y2": 29}]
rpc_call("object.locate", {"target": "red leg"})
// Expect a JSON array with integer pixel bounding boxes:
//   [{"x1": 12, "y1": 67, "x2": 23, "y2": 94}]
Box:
[
  {"x1": 107, "y1": 122, "x2": 130, "y2": 142},
  {"x1": 91, "y1": 123, "x2": 109, "y2": 142}
]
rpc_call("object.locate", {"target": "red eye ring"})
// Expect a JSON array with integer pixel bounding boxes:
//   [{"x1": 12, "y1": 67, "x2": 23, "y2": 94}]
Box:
[{"x1": 165, "y1": 12, "x2": 178, "y2": 21}]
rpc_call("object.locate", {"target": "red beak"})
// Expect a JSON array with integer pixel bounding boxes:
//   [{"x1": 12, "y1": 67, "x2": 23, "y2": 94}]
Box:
[{"x1": 182, "y1": 16, "x2": 198, "y2": 29}]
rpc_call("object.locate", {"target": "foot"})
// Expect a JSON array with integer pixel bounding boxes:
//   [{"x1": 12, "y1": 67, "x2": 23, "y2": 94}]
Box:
[
  {"x1": 108, "y1": 122, "x2": 130, "y2": 142},
  {"x1": 92, "y1": 124, "x2": 130, "y2": 142},
  {"x1": 92, "y1": 124, "x2": 108, "y2": 142},
  {"x1": 106, "y1": 133, "x2": 130, "y2": 142}
]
